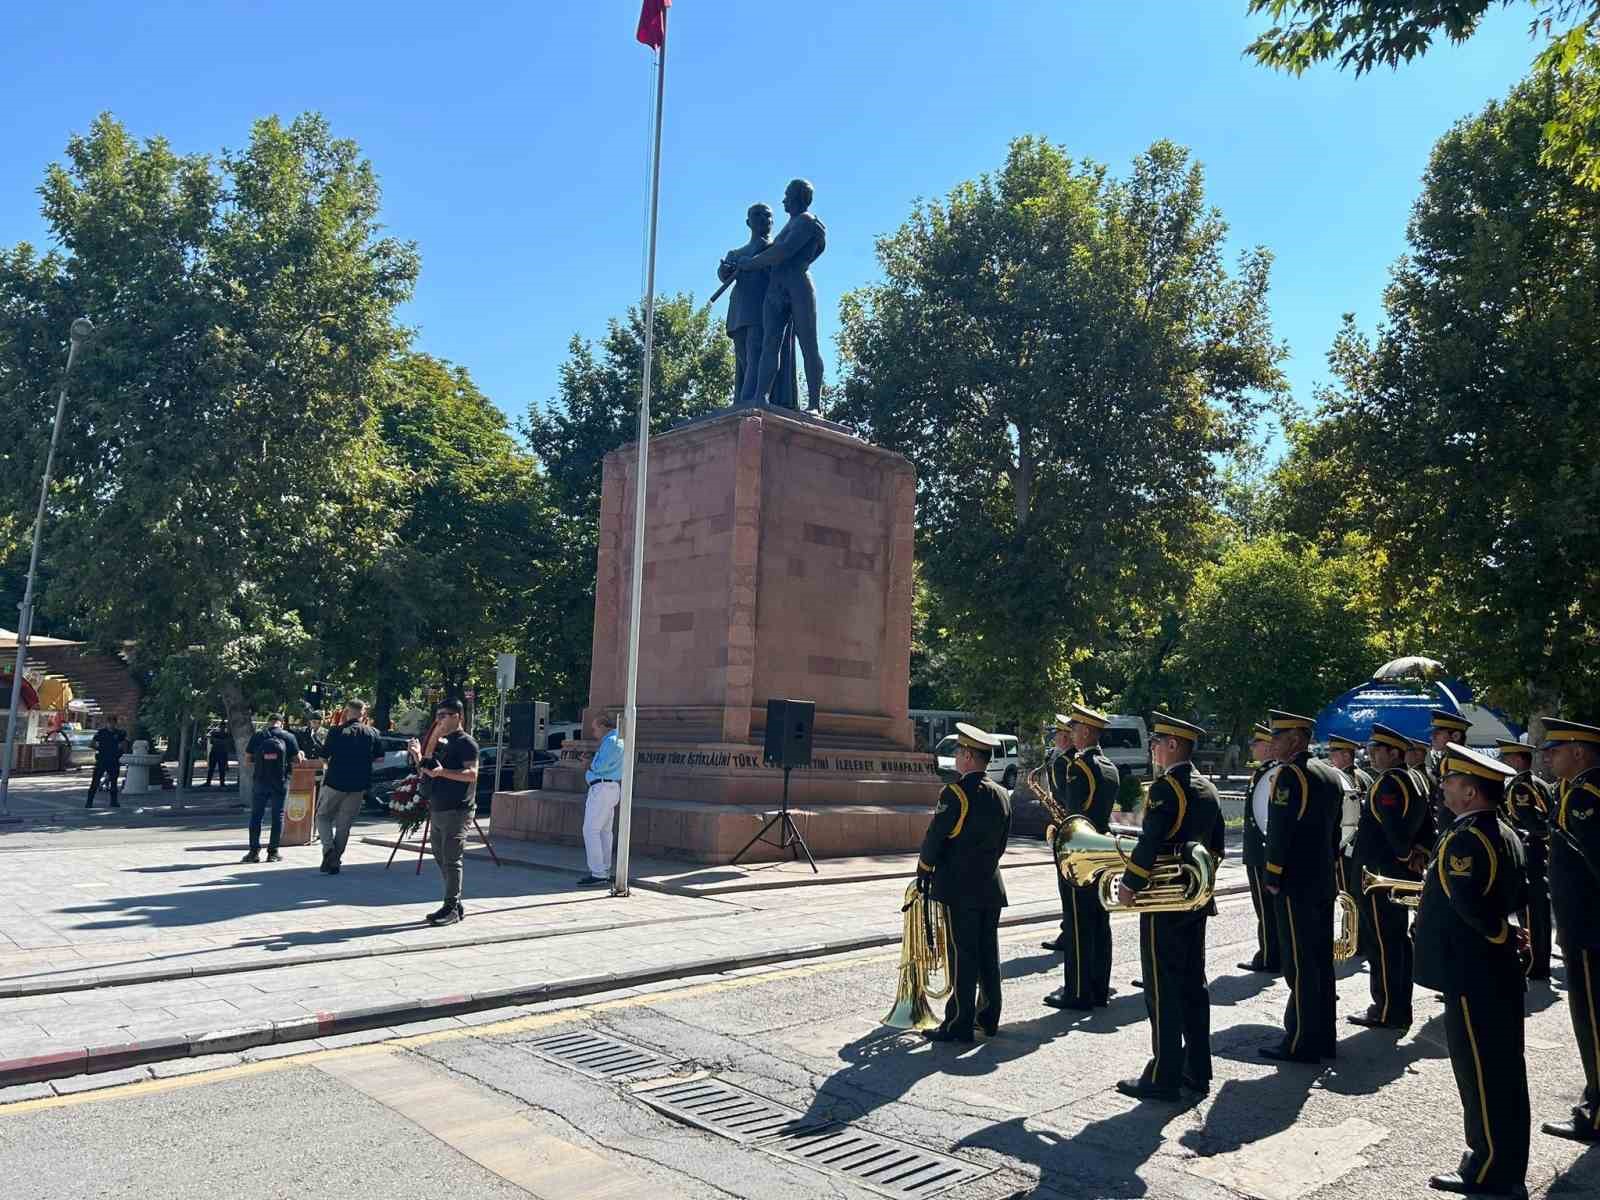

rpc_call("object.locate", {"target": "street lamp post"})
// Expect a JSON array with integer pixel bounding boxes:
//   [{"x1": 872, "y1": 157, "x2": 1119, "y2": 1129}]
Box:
[{"x1": 1, "y1": 318, "x2": 93, "y2": 816}]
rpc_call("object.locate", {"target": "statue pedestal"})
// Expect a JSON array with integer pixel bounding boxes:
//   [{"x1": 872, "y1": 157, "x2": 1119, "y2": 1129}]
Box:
[{"x1": 492, "y1": 406, "x2": 938, "y2": 862}]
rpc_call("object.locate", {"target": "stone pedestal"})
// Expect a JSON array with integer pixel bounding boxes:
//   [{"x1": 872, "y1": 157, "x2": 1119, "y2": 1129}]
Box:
[{"x1": 492, "y1": 406, "x2": 939, "y2": 863}]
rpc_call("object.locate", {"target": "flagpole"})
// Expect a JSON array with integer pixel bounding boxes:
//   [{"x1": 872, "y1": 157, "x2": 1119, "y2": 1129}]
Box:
[{"x1": 613, "y1": 18, "x2": 667, "y2": 899}]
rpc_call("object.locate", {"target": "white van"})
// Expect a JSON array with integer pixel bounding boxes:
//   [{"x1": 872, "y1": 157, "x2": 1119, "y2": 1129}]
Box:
[
  {"x1": 935, "y1": 732, "x2": 1021, "y2": 788},
  {"x1": 1100, "y1": 715, "x2": 1151, "y2": 780}
]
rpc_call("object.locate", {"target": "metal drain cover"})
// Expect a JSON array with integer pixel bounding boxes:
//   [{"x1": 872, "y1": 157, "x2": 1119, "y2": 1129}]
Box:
[
  {"x1": 762, "y1": 1125, "x2": 993, "y2": 1199},
  {"x1": 522, "y1": 1030, "x2": 677, "y2": 1080},
  {"x1": 634, "y1": 1077, "x2": 827, "y2": 1143}
]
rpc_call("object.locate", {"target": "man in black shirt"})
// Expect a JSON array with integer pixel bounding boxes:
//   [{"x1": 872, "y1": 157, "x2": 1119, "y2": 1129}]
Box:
[
  {"x1": 317, "y1": 700, "x2": 385, "y2": 874},
  {"x1": 243, "y1": 717, "x2": 301, "y2": 863},
  {"x1": 85, "y1": 717, "x2": 125, "y2": 809},
  {"x1": 205, "y1": 722, "x2": 231, "y2": 788},
  {"x1": 421, "y1": 699, "x2": 479, "y2": 926}
]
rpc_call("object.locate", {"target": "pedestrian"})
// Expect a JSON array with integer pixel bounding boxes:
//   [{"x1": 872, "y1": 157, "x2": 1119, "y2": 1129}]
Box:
[
  {"x1": 316, "y1": 700, "x2": 384, "y2": 875},
  {"x1": 85, "y1": 715, "x2": 126, "y2": 809},
  {"x1": 242, "y1": 716, "x2": 301, "y2": 864},
  {"x1": 916, "y1": 723, "x2": 1010, "y2": 1044},
  {"x1": 419, "y1": 699, "x2": 478, "y2": 926},
  {"x1": 578, "y1": 712, "x2": 624, "y2": 887},
  {"x1": 205, "y1": 722, "x2": 231, "y2": 788}
]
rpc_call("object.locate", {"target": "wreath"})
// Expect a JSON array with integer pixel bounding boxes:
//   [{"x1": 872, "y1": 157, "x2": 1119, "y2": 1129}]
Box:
[{"x1": 388, "y1": 774, "x2": 429, "y2": 838}]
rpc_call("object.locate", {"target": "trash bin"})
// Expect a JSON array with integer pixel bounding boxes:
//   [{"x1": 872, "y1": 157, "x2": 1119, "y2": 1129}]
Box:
[{"x1": 281, "y1": 763, "x2": 322, "y2": 846}]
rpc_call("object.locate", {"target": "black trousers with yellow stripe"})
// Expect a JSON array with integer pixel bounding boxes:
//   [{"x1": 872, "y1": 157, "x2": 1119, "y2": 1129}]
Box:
[
  {"x1": 1061, "y1": 881, "x2": 1111, "y2": 1005},
  {"x1": 1358, "y1": 888, "x2": 1414, "y2": 1024},
  {"x1": 943, "y1": 905, "x2": 1002, "y2": 1038},
  {"x1": 1522, "y1": 865, "x2": 1551, "y2": 980},
  {"x1": 1244, "y1": 864, "x2": 1282, "y2": 970},
  {"x1": 1442, "y1": 980, "x2": 1529, "y2": 1192},
  {"x1": 1561, "y1": 942, "x2": 1600, "y2": 1133},
  {"x1": 1137, "y1": 911, "x2": 1210, "y2": 1089},
  {"x1": 1274, "y1": 890, "x2": 1337, "y2": 1057}
]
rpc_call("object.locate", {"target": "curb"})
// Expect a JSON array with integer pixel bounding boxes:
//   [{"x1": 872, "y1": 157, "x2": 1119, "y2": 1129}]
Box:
[{"x1": 0, "y1": 881, "x2": 1250, "y2": 1091}]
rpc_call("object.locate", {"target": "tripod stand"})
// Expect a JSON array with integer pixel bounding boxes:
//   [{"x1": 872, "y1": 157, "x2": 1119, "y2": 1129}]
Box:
[{"x1": 731, "y1": 764, "x2": 817, "y2": 872}]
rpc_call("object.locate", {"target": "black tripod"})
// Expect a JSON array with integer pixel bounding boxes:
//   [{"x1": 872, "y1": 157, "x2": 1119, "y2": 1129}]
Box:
[{"x1": 731, "y1": 764, "x2": 817, "y2": 872}]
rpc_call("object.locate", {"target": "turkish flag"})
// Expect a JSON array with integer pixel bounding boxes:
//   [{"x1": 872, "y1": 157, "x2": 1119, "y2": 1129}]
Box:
[{"x1": 636, "y1": 0, "x2": 669, "y2": 50}]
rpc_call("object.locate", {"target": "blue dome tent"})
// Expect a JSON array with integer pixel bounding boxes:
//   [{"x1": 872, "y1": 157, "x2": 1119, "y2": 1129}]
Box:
[{"x1": 1313, "y1": 657, "x2": 1470, "y2": 746}]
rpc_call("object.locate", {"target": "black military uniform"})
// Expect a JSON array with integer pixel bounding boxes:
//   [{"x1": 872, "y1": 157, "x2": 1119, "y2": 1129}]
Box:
[
  {"x1": 1497, "y1": 739, "x2": 1553, "y2": 982},
  {"x1": 1043, "y1": 731, "x2": 1079, "y2": 953},
  {"x1": 1239, "y1": 722, "x2": 1282, "y2": 973},
  {"x1": 1117, "y1": 714, "x2": 1224, "y2": 1101},
  {"x1": 1350, "y1": 723, "x2": 1430, "y2": 1030},
  {"x1": 1414, "y1": 744, "x2": 1530, "y2": 1198},
  {"x1": 917, "y1": 723, "x2": 1011, "y2": 1043},
  {"x1": 1262, "y1": 711, "x2": 1345, "y2": 1063},
  {"x1": 1046, "y1": 704, "x2": 1120, "y2": 1010},
  {"x1": 1412, "y1": 738, "x2": 1443, "y2": 842},
  {"x1": 205, "y1": 723, "x2": 231, "y2": 787},
  {"x1": 1328, "y1": 734, "x2": 1372, "y2": 908},
  {"x1": 1542, "y1": 718, "x2": 1600, "y2": 1144}
]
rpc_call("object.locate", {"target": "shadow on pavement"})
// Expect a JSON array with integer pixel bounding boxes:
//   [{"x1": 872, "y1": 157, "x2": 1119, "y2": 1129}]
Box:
[{"x1": 1547, "y1": 1142, "x2": 1600, "y2": 1195}]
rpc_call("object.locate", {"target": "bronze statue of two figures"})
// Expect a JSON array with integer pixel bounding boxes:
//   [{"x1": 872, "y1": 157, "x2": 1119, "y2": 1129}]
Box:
[{"x1": 718, "y1": 178, "x2": 826, "y2": 411}]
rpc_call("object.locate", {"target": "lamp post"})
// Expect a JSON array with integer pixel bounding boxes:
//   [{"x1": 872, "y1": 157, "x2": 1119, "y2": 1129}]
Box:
[{"x1": 1, "y1": 318, "x2": 93, "y2": 816}]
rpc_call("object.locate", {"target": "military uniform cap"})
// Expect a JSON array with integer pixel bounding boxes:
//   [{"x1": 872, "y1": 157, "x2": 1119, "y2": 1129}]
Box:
[
  {"x1": 1440, "y1": 741, "x2": 1515, "y2": 783},
  {"x1": 1430, "y1": 708, "x2": 1471, "y2": 734},
  {"x1": 954, "y1": 722, "x2": 1001, "y2": 752},
  {"x1": 1269, "y1": 710, "x2": 1315, "y2": 733},
  {"x1": 1250, "y1": 722, "x2": 1273, "y2": 740},
  {"x1": 1053, "y1": 713, "x2": 1073, "y2": 732},
  {"x1": 1408, "y1": 736, "x2": 1431, "y2": 751},
  {"x1": 1068, "y1": 702, "x2": 1109, "y2": 731},
  {"x1": 1326, "y1": 735, "x2": 1362, "y2": 753},
  {"x1": 1150, "y1": 712, "x2": 1203, "y2": 743},
  {"x1": 1539, "y1": 717, "x2": 1600, "y2": 750},
  {"x1": 1368, "y1": 723, "x2": 1410, "y2": 751},
  {"x1": 1494, "y1": 738, "x2": 1534, "y2": 759}
]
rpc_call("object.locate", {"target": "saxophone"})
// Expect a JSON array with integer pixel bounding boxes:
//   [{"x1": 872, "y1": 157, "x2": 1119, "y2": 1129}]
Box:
[{"x1": 1028, "y1": 760, "x2": 1071, "y2": 842}]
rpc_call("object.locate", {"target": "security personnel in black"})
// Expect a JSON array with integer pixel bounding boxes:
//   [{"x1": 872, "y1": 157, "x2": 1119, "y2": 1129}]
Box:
[
  {"x1": 1041, "y1": 716, "x2": 1079, "y2": 954},
  {"x1": 1414, "y1": 743, "x2": 1530, "y2": 1199},
  {"x1": 1260, "y1": 709, "x2": 1345, "y2": 1063},
  {"x1": 1114, "y1": 713, "x2": 1224, "y2": 1101},
  {"x1": 1238, "y1": 722, "x2": 1282, "y2": 973},
  {"x1": 1349, "y1": 722, "x2": 1431, "y2": 1030},
  {"x1": 1539, "y1": 717, "x2": 1600, "y2": 1144},
  {"x1": 1045, "y1": 703, "x2": 1120, "y2": 1011},
  {"x1": 916, "y1": 722, "x2": 1011, "y2": 1044},
  {"x1": 1496, "y1": 739, "x2": 1553, "y2": 982}
]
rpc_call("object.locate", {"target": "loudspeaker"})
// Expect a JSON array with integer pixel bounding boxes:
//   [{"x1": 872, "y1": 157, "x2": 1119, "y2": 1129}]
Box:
[
  {"x1": 763, "y1": 698, "x2": 815, "y2": 769},
  {"x1": 508, "y1": 701, "x2": 549, "y2": 750}
]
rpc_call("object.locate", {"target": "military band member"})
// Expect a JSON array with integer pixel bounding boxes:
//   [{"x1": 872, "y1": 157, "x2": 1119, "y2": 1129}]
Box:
[
  {"x1": 1045, "y1": 703, "x2": 1120, "y2": 1011},
  {"x1": 1413, "y1": 743, "x2": 1530, "y2": 1199},
  {"x1": 1430, "y1": 709, "x2": 1472, "y2": 826},
  {"x1": 1261, "y1": 710, "x2": 1345, "y2": 1063},
  {"x1": 1539, "y1": 717, "x2": 1600, "y2": 1144},
  {"x1": 1327, "y1": 734, "x2": 1372, "y2": 926},
  {"x1": 1408, "y1": 736, "x2": 1440, "y2": 834},
  {"x1": 1041, "y1": 715, "x2": 1080, "y2": 954},
  {"x1": 916, "y1": 723, "x2": 1012, "y2": 1044},
  {"x1": 1349, "y1": 722, "x2": 1430, "y2": 1030},
  {"x1": 1114, "y1": 713, "x2": 1224, "y2": 1101},
  {"x1": 1238, "y1": 722, "x2": 1282, "y2": 973},
  {"x1": 1497, "y1": 739, "x2": 1553, "y2": 982}
]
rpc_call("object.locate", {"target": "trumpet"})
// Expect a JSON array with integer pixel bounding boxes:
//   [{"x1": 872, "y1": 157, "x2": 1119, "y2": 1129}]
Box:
[
  {"x1": 1361, "y1": 866, "x2": 1424, "y2": 910},
  {"x1": 882, "y1": 880, "x2": 954, "y2": 1030},
  {"x1": 1054, "y1": 815, "x2": 1216, "y2": 913}
]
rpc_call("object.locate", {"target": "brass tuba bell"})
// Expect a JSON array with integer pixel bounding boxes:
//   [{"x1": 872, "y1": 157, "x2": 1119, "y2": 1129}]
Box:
[
  {"x1": 882, "y1": 880, "x2": 955, "y2": 1030},
  {"x1": 1053, "y1": 815, "x2": 1216, "y2": 913},
  {"x1": 1334, "y1": 891, "x2": 1360, "y2": 961}
]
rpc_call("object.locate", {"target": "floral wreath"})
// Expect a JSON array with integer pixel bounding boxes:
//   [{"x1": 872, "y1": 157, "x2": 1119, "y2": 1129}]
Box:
[{"x1": 388, "y1": 773, "x2": 429, "y2": 837}]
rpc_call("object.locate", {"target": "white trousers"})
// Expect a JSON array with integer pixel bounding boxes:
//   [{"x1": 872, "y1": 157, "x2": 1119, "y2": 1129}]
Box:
[{"x1": 582, "y1": 781, "x2": 621, "y2": 878}]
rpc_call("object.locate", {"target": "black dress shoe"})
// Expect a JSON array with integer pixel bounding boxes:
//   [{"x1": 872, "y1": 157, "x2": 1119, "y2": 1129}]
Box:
[
  {"x1": 1116, "y1": 1078, "x2": 1181, "y2": 1102},
  {"x1": 426, "y1": 902, "x2": 464, "y2": 926},
  {"x1": 1260, "y1": 1044, "x2": 1323, "y2": 1064},
  {"x1": 978, "y1": 1022, "x2": 999, "y2": 1038},
  {"x1": 1237, "y1": 960, "x2": 1276, "y2": 973},
  {"x1": 1348, "y1": 1011, "x2": 1411, "y2": 1030},
  {"x1": 923, "y1": 1027, "x2": 974, "y2": 1044},
  {"x1": 1542, "y1": 1117, "x2": 1600, "y2": 1142},
  {"x1": 1042, "y1": 990, "x2": 1094, "y2": 1011},
  {"x1": 1040, "y1": 935, "x2": 1068, "y2": 952},
  {"x1": 1131, "y1": 978, "x2": 1144, "y2": 989},
  {"x1": 1427, "y1": 1171, "x2": 1527, "y2": 1198},
  {"x1": 1181, "y1": 1073, "x2": 1210, "y2": 1095}
]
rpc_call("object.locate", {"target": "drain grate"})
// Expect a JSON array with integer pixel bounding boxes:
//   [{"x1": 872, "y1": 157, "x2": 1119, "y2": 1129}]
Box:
[
  {"x1": 762, "y1": 1125, "x2": 992, "y2": 1199},
  {"x1": 522, "y1": 1030, "x2": 677, "y2": 1080},
  {"x1": 634, "y1": 1077, "x2": 828, "y2": 1143}
]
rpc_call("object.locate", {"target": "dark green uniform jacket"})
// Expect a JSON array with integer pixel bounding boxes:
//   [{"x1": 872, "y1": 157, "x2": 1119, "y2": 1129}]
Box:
[
  {"x1": 1414, "y1": 809, "x2": 1528, "y2": 993},
  {"x1": 1552, "y1": 766, "x2": 1600, "y2": 949},
  {"x1": 1123, "y1": 762, "x2": 1224, "y2": 914},
  {"x1": 1264, "y1": 752, "x2": 1344, "y2": 899},
  {"x1": 919, "y1": 771, "x2": 1011, "y2": 910}
]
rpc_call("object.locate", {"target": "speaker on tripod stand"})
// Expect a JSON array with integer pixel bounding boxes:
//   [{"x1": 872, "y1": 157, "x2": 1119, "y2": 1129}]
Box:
[{"x1": 734, "y1": 698, "x2": 818, "y2": 870}]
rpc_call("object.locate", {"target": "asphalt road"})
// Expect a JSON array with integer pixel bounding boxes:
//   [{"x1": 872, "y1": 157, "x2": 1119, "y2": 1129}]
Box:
[{"x1": 3, "y1": 895, "x2": 1596, "y2": 1199}]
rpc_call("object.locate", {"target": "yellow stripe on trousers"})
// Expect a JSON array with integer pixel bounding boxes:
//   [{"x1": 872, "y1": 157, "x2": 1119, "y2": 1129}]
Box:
[
  {"x1": 1286, "y1": 896, "x2": 1303, "y2": 1055},
  {"x1": 1371, "y1": 892, "x2": 1390, "y2": 1023},
  {"x1": 1150, "y1": 917, "x2": 1162, "y2": 1076},
  {"x1": 1460, "y1": 995, "x2": 1496, "y2": 1185},
  {"x1": 1587, "y1": 950, "x2": 1600, "y2": 1131},
  {"x1": 1071, "y1": 886, "x2": 1082, "y2": 999}
]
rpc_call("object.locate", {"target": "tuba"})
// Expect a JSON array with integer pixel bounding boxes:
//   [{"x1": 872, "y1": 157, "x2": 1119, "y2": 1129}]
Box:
[
  {"x1": 1054, "y1": 815, "x2": 1216, "y2": 913},
  {"x1": 882, "y1": 880, "x2": 954, "y2": 1030},
  {"x1": 1361, "y1": 866, "x2": 1424, "y2": 910},
  {"x1": 1334, "y1": 892, "x2": 1360, "y2": 961}
]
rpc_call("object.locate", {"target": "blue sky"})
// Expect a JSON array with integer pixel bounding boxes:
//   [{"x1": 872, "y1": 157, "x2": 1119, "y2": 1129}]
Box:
[{"x1": 5, "y1": 2, "x2": 1537, "y2": 444}]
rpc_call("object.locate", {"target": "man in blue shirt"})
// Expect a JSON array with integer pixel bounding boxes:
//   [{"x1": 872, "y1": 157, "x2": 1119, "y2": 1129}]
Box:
[{"x1": 579, "y1": 713, "x2": 624, "y2": 887}]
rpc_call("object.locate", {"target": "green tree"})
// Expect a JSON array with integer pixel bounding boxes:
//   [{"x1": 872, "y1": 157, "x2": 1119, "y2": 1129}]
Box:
[
  {"x1": 522, "y1": 295, "x2": 733, "y2": 713},
  {"x1": 1245, "y1": 1, "x2": 1600, "y2": 187},
  {"x1": 1268, "y1": 75, "x2": 1600, "y2": 714},
  {"x1": 0, "y1": 113, "x2": 417, "y2": 785},
  {"x1": 833, "y1": 136, "x2": 1286, "y2": 728}
]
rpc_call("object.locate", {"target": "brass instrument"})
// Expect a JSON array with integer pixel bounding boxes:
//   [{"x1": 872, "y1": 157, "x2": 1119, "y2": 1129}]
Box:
[
  {"x1": 1334, "y1": 892, "x2": 1360, "y2": 961},
  {"x1": 1361, "y1": 866, "x2": 1424, "y2": 910},
  {"x1": 882, "y1": 880, "x2": 955, "y2": 1030},
  {"x1": 1053, "y1": 815, "x2": 1216, "y2": 913},
  {"x1": 1028, "y1": 760, "x2": 1071, "y2": 842}
]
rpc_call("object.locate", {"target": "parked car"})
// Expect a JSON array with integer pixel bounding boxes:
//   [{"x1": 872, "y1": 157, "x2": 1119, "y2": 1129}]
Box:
[
  {"x1": 1100, "y1": 715, "x2": 1151, "y2": 780},
  {"x1": 545, "y1": 722, "x2": 583, "y2": 751},
  {"x1": 934, "y1": 733, "x2": 1021, "y2": 788}
]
